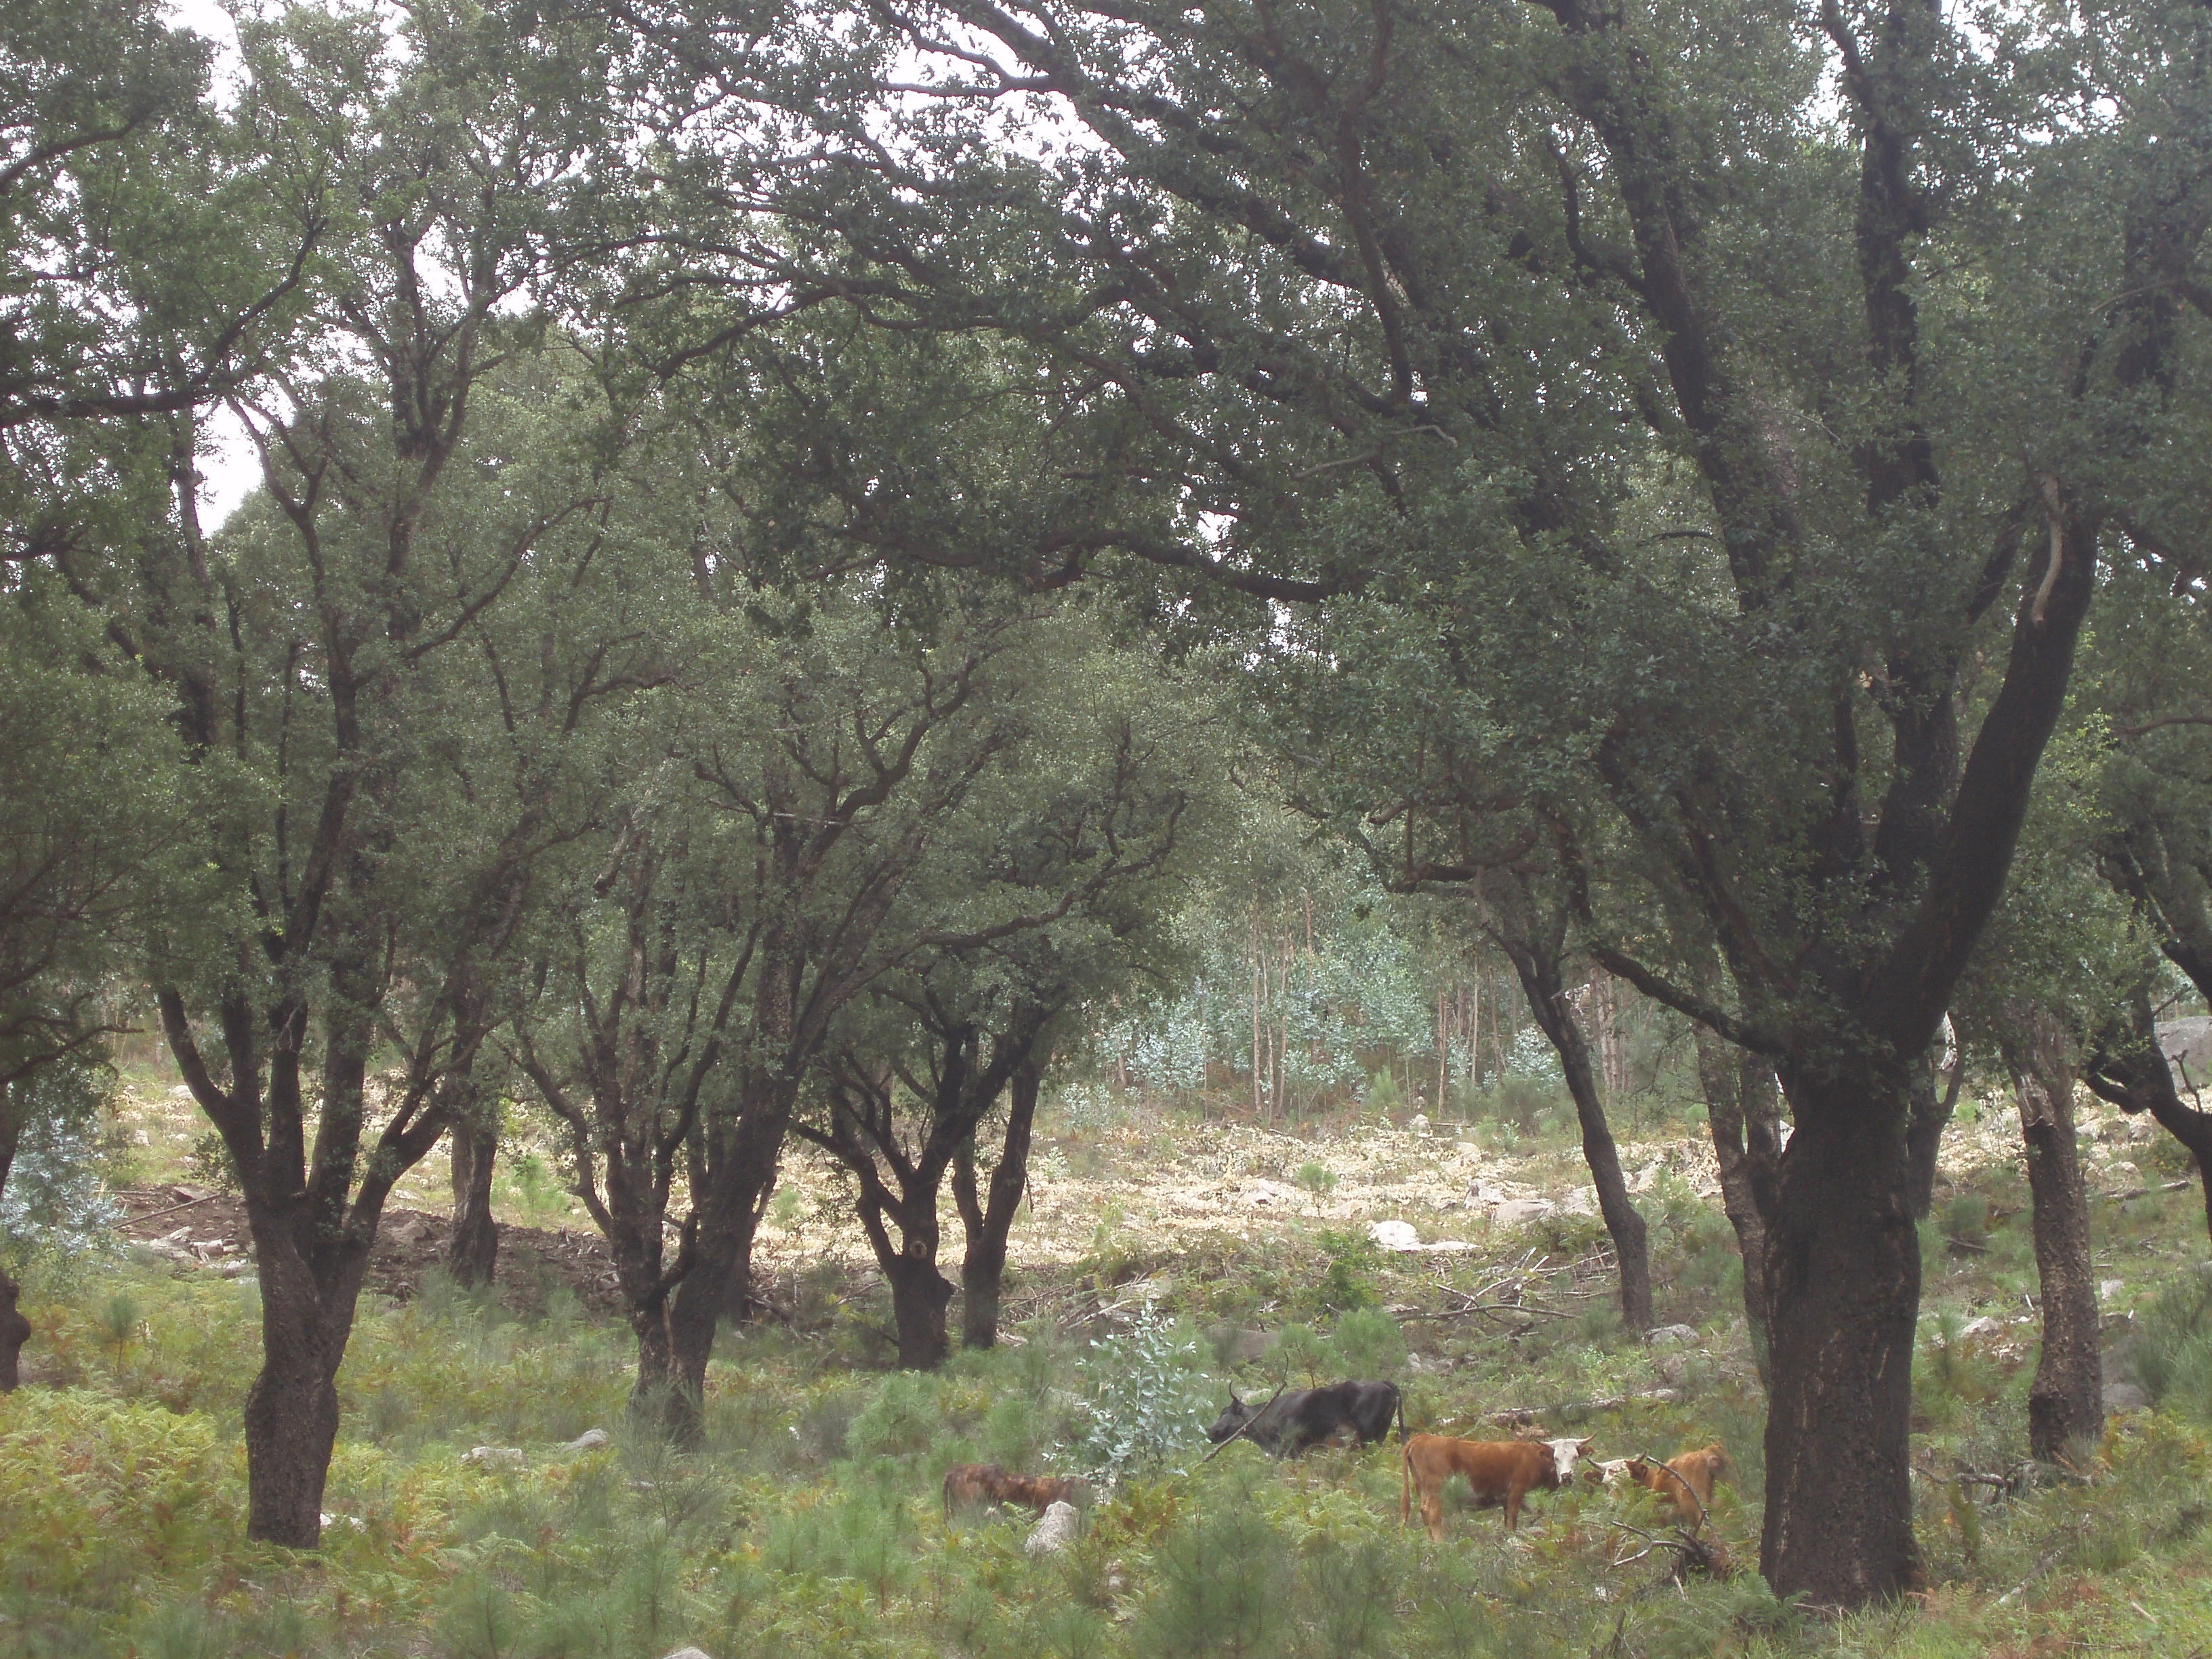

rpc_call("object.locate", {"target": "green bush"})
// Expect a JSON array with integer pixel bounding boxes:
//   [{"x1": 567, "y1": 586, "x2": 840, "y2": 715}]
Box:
[
  {"x1": 1328, "y1": 1308, "x2": 1407, "y2": 1380},
  {"x1": 1073, "y1": 1305, "x2": 1213, "y2": 1487},
  {"x1": 1138, "y1": 1492, "x2": 1287, "y2": 1657},
  {"x1": 1294, "y1": 1162, "x2": 1338, "y2": 1196},
  {"x1": 2132, "y1": 1267, "x2": 2212, "y2": 1412}
]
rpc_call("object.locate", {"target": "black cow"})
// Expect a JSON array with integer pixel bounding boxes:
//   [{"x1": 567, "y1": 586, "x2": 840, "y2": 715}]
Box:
[{"x1": 1206, "y1": 1380, "x2": 1404, "y2": 1456}]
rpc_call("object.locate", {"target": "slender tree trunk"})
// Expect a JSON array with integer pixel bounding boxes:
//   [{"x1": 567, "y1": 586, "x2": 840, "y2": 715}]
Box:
[
  {"x1": 1904, "y1": 1061, "x2": 1957, "y2": 1222},
  {"x1": 1515, "y1": 955, "x2": 1651, "y2": 1330},
  {"x1": 2003, "y1": 1008, "x2": 2102, "y2": 1462},
  {"x1": 0, "y1": 1083, "x2": 28, "y2": 1390},
  {"x1": 1761, "y1": 1064, "x2": 1923, "y2": 1607},
  {"x1": 954, "y1": 1057, "x2": 1041, "y2": 1349},
  {"x1": 447, "y1": 1104, "x2": 499, "y2": 1288},
  {"x1": 1695, "y1": 1027, "x2": 1780, "y2": 1385}
]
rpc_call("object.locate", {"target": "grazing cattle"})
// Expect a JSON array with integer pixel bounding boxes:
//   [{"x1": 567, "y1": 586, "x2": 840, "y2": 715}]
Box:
[
  {"x1": 1631, "y1": 1443, "x2": 1731, "y2": 1530},
  {"x1": 941, "y1": 1462, "x2": 1091, "y2": 1519},
  {"x1": 1206, "y1": 1381, "x2": 1404, "y2": 1456},
  {"x1": 1399, "y1": 1434, "x2": 1591, "y2": 1540}
]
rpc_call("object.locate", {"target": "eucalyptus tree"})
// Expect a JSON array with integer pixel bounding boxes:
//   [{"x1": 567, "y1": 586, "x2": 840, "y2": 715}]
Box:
[
  {"x1": 609, "y1": 0, "x2": 2212, "y2": 1603},
  {"x1": 802, "y1": 632, "x2": 1214, "y2": 1366}
]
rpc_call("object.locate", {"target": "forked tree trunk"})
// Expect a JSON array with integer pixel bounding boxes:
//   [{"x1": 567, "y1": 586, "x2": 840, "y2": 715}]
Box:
[
  {"x1": 954, "y1": 1057, "x2": 1042, "y2": 1349},
  {"x1": 1694, "y1": 1027, "x2": 1780, "y2": 1384},
  {"x1": 447, "y1": 1108, "x2": 499, "y2": 1288},
  {"x1": 1761, "y1": 1065, "x2": 1923, "y2": 1605},
  {"x1": 2087, "y1": 992, "x2": 2212, "y2": 1243},
  {"x1": 663, "y1": 1097, "x2": 790, "y2": 1445},
  {"x1": 2003, "y1": 1009, "x2": 2102, "y2": 1461}
]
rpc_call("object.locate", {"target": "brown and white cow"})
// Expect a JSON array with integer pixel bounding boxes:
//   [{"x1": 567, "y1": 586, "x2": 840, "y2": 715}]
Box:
[
  {"x1": 941, "y1": 1462, "x2": 1092, "y2": 1520},
  {"x1": 1399, "y1": 1434, "x2": 1591, "y2": 1539}
]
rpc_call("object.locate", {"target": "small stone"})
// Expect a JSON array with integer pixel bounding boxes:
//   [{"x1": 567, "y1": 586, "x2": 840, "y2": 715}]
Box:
[
  {"x1": 562, "y1": 1427, "x2": 610, "y2": 1454},
  {"x1": 2104, "y1": 1381, "x2": 2151, "y2": 1414},
  {"x1": 1409, "y1": 1113, "x2": 1431, "y2": 1136},
  {"x1": 462, "y1": 1446, "x2": 527, "y2": 1471},
  {"x1": 1643, "y1": 1324, "x2": 1700, "y2": 1350},
  {"x1": 2107, "y1": 1161, "x2": 2142, "y2": 1187},
  {"x1": 660, "y1": 1648, "x2": 716, "y2": 1659},
  {"x1": 1370, "y1": 1219, "x2": 1421, "y2": 1250},
  {"x1": 1025, "y1": 1499, "x2": 1081, "y2": 1557},
  {"x1": 1959, "y1": 1316, "x2": 2002, "y2": 1340},
  {"x1": 2100, "y1": 1279, "x2": 2126, "y2": 1302}
]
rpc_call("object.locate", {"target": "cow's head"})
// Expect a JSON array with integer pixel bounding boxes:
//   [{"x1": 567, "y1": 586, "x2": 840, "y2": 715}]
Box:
[
  {"x1": 1544, "y1": 1437, "x2": 1594, "y2": 1484},
  {"x1": 1584, "y1": 1456, "x2": 1637, "y2": 1489},
  {"x1": 1207, "y1": 1393, "x2": 1255, "y2": 1444}
]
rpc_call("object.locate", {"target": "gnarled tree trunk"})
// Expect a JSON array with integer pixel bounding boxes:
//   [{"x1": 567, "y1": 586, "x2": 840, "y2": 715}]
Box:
[
  {"x1": 447, "y1": 1100, "x2": 499, "y2": 1288},
  {"x1": 954, "y1": 1053, "x2": 1043, "y2": 1349},
  {"x1": 1694, "y1": 1028, "x2": 1780, "y2": 1384},
  {"x1": 2001, "y1": 1006, "x2": 2102, "y2": 1462},
  {"x1": 1761, "y1": 1064, "x2": 1924, "y2": 1606}
]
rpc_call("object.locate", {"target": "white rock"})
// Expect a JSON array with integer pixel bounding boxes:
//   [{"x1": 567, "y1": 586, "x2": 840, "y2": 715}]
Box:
[
  {"x1": 1409, "y1": 1113, "x2": 1431, "y2": 1136},
  {"x1": 1959, "y1": 1316, "x2": 2003, "y2": 1341},
  {"x1": 1643, "y1": 1324, "x2": 1700, "y2": 1350},
  {"x1": 2107, "y1": 1161, "x2": 2142, "y2": 1187},
  {"x1": 1025, "y1": 1499, "x2": 1081, "y2": 1557},
  {"x1": 660, "y1": 1648, "x2": 716, "y2": 1659},
  {"x1": 462, "y1": 1446, "x2": 527, "y2": 1471},
  {"x1": 1370, "y1": 1219, "x2": 1421, "y2": 1250},
  {"x1": 562, "y1": 1428, "x2": 609, "y2": 1453},
  {"x1": 1491, "y1": 1198, "x2": 1555, "y2": 1227}
]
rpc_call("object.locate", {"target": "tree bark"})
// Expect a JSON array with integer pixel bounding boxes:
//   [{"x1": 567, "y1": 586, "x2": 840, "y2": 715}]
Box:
[
  {"x1": 954, "y1": 1054, "x2": 1042, "y2": 1349},
  {"x1": 2001, "y1": 1007, "x2": 2102, "y2": 1462},
  {"x1": 242, "y1": 1267, "x2": 347, "y2": 1547},
  {"x1": 1512, "y1": 952, "x2": 1652, "y2": 1330},
  {"x1": 665, "y1": 1084, "x2": 790, "y2": 1443},
  {"x1": 1694, "y1": 1027, "x2": 1780, "y2": 1385},
  {"x1": 1761, "y1": 1065, "x2": 1923, "y2": 1606},
  {"x1": 0, "y1": 1081, "x2": 28, "y2": 1390},
  {"x1": 447, "y1": 1103, "x2": 499, "y2": 1288},
  {"x1": 1904, "y1": 1059, "x2": 1958, "y2": 1223}
]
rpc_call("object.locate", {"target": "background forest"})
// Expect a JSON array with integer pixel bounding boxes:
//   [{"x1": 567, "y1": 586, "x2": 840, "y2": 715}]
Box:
[{"x1": 6, "y1": 0, "x2": 2212, "y2": 1654}]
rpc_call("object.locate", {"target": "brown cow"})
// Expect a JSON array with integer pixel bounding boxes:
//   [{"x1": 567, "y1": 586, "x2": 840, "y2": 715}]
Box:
[
  {"x1": 1632, "y1": 1443, "x2": 1731, "y2": 1530},
  {"x1": 941, "y1": 1462, "x2": 1091, "y2": 1520},
  {"x1": 1399, "y1": 1435, "x2": 1591, "y2": 1540}
]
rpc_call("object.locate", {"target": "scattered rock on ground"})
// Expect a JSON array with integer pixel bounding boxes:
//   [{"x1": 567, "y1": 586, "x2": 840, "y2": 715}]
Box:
[
  {"x1": 462, "y1": 1446, "x2": 527, "y2": 1471},
  {"x1": 1025, "y1": 1500, "x2": 1081, "y2": 1557},
  {"x1": 562, "y1": 1428, "x2": 609, "y2": 1453},
  {"x1": 2104, "y1": 1381, "x2": 2152, "y2": 1414},
  {"x1": 1370, "y1": 1220, "x2": 1421, "y2": 1250},
  {"x1": 660, "y1": 1648, "x2": 715, "y2": 1659},
  {"x1": 1644, "y1": 1324, "x2": 1700, "y2": 1350}
]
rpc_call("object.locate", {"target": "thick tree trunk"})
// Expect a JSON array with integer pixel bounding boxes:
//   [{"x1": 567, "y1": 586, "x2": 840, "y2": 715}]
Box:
[
  {"x1": 885, "y1": 1251, "x2": 955, "y2": 1370},
  {"x1": 0, "y1": 1269, "x2": 28, "y2": 1393},
  {"x1": 2003, "y1": 1010, "x2": 2102, "y2": 1461},
  {"x1": 954, "y1": 1057, "x2": 1041, "y2": 1349},
  {"x1": 664, "y1": 1101, "x2": 786, "y2": 1444},
  {"x1": 1761, "y1": 1065, "x2": 1923, "y2": 1606},
  {"x1": 1694, "y1": 1028, "x2": 1780, "y2": 1384},
  {"x1": 447, "y1": 1109, "x2": 499, "y2": 1288},
  {"x1": 1515, "y1": 958, "x2": 1651, "y2": 1330}
]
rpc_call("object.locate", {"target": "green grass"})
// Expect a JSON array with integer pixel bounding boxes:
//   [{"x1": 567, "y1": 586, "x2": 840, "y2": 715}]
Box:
[{"x1": 7, "y1": 1107, "x2": 2212, "y2": 1658}]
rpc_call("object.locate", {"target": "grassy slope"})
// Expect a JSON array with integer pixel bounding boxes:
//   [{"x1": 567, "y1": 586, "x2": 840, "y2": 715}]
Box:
[{"x1": 5, "y1": 1091, "x2": 2212, "y2": 1659}]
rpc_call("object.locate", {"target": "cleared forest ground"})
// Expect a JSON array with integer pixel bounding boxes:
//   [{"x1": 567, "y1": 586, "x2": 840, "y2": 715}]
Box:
[{"x1": 7, "y1": 1084, "x2": 2212, "y2": 1658}]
